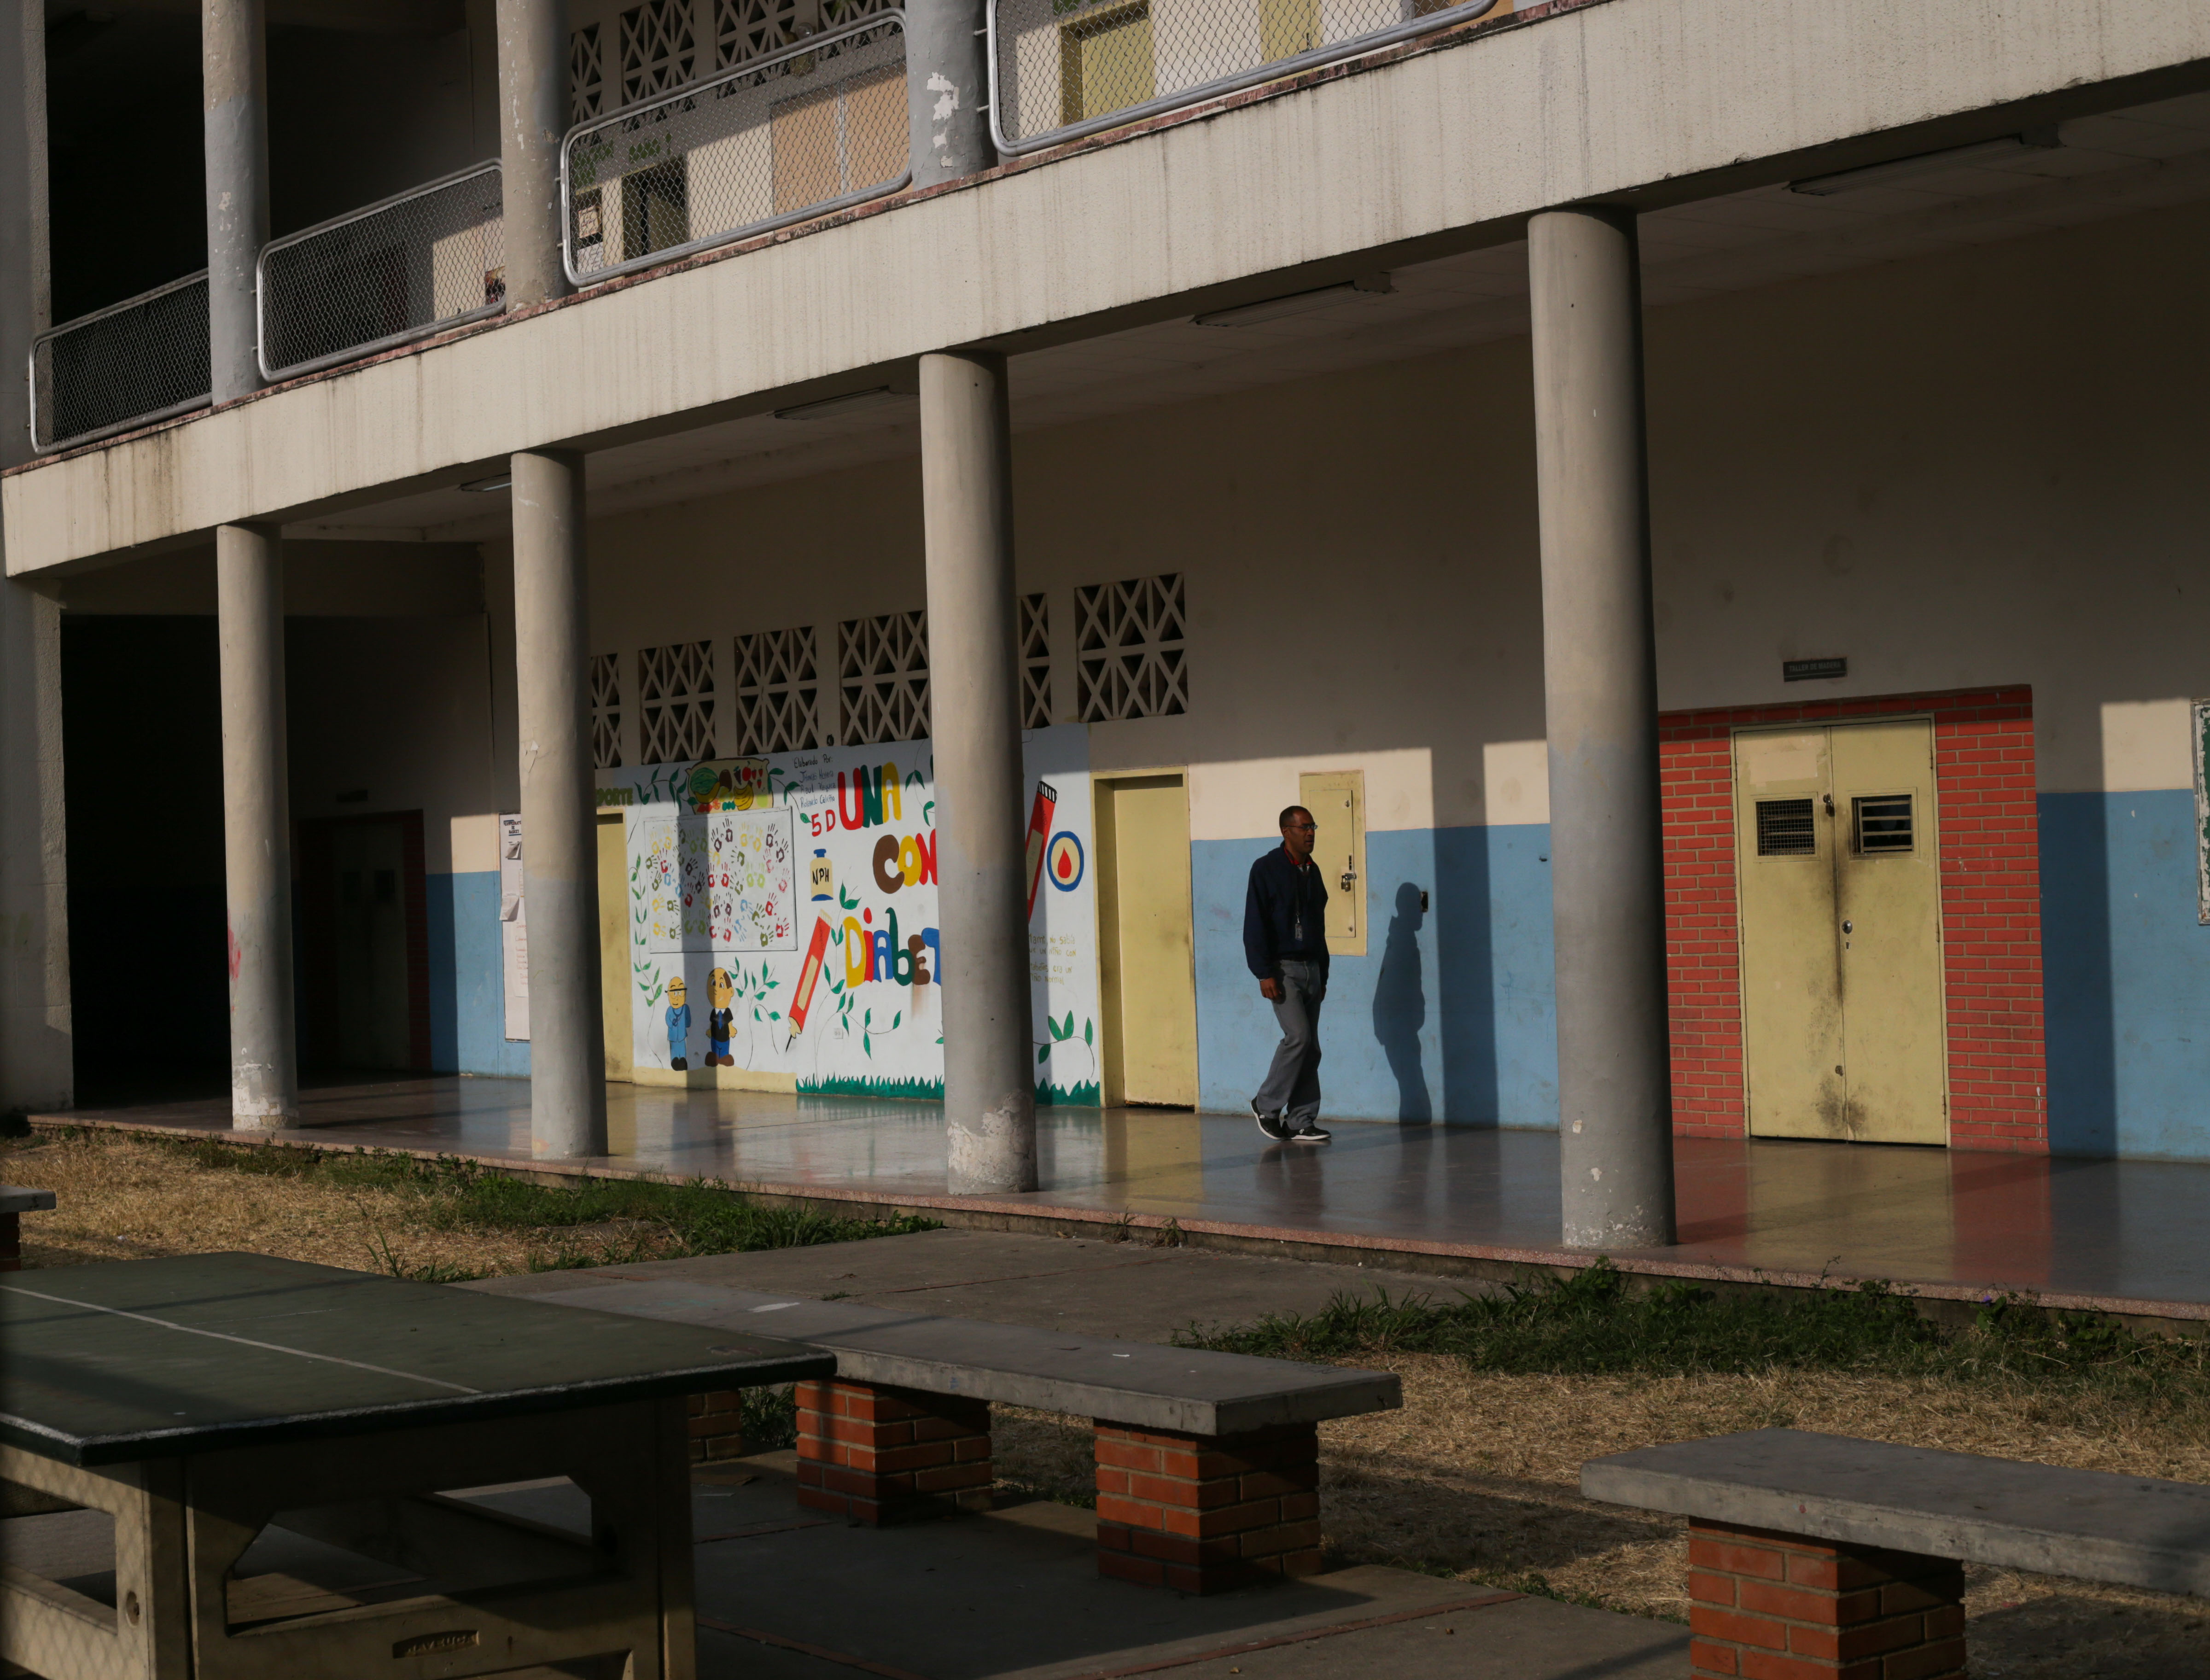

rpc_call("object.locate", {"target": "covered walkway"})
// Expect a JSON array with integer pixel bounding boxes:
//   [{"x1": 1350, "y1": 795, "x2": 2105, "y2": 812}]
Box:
[{"x1": 41, "y1": 1080, "x2": 2210, "y2": 1323}]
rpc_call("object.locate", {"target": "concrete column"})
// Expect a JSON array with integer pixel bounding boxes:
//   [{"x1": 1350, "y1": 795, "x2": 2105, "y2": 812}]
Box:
[
  {"x1": 1527, "y1": 205, "x2": 1676, "y2": 1250},
  {"x1": 511, "y1": 448, "x2": 606, "y2": 1158},
  {"x1": 202, "y1": 0, "x2": 268, "y2": 402},
  {"x1": 217, "y1": 524, "x2": 297, "y2": 1127},
  {"x1": 904, "y1": 0, "x2": 994, "y2": 192},
  {"x1": 495, "y1": 0, "x2": 571, "y2": 307},
  {"x1": 0, "y1": 1, "x2": 72, "y2": 1115},
  {"x1": 919, "y1": 350, "x2": 1035, "y2": 1195}
]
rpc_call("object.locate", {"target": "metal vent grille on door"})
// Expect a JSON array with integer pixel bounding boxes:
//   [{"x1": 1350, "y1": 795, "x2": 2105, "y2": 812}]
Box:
[
  {"x1": 1755, "y1": 798, "x2": 1816, "y2": 857},
  {"x1": 734, "y1": 625, "x2": 822, "y2": 754},
  {"x1": 590, "y1": 651, "x2": 622, "y2": 770},
  {"x1": 1076, "y1": 572, "x2": 1187, "y2": 722},
  {"x1": 639, "y1": 640, "x2": 717, "y2": 763},
  {"x1": 1853, "y1": 793, "x2": 1914, "y2": 855},
  {"x1": 839, "y1": 610, "x2": 930, "y2": 745},
  {"x1": 1020, "y1": 593, "x2": 1052, "y2": 729}
]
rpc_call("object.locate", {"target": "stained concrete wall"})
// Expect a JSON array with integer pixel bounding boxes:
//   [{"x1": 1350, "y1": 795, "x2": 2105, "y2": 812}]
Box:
[{"x1": 12, "y1": 0, "x2": 2209, "y2": 572}]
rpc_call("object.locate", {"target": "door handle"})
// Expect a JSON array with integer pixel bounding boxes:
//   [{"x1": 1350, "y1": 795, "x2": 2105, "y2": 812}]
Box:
[
  {"x1": 1340, "y1": 870, "x2": 1357, "y2": 893},
  {"x1": 1842, "y1": 920, "x2": 1853, "y2": 934}
]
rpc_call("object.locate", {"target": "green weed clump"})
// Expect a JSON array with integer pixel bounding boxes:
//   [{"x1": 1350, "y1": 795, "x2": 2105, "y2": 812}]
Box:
[
  {"x1": 1178, "y1": 1259, "x2": 2210, "y2": 1401},
  {"x1": 139, "y1": 1132, "x2": 936, "y2": 1274}
]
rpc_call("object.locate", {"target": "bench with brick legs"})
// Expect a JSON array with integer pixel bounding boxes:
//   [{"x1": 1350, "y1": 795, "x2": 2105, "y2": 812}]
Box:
[
  {"x1": 1582, "y1": 1427, "x2": 2210, "y2": 1680},
  {"x1": 501, "y1": 1277, "x2": 1400, "y2": 1595},
  {"x1": 0, "y1": 1185, "x2": 54, "y2": 1272}
]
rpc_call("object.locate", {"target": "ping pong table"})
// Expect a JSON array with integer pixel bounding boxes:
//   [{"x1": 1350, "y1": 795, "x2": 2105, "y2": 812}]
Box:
[{"x1": 0, "y1": 1252, "x2": 833, "y2": 1680}]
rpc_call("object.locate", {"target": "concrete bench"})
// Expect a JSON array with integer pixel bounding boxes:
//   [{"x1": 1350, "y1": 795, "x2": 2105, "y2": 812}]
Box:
[
  {"x1": 0, "y1": 1184, "x2": 54, "y2": 1272},
  {"x1": 500, "y1": 1274, "x2": 1401, "y2": 1595},
  {"x1": 1582, "y1": 1426, "x2": 2210, "y2": 1680}
]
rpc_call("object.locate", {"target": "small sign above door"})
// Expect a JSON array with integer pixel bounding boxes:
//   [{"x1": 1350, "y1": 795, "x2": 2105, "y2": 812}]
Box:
[{"x1": 1784, "y1": 657, "x2": 1848, "y2": 682}]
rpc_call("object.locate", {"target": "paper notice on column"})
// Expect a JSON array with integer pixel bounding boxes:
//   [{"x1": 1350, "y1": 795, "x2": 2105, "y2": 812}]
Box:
[{"x1": 499, "y1": 812, "x2": 528, "y2": 1040}]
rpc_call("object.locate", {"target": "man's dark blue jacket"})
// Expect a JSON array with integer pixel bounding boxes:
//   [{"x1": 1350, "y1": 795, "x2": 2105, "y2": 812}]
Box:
[{"x1": 1243, "y1": 847, "x2": 1329, "y2": 982}]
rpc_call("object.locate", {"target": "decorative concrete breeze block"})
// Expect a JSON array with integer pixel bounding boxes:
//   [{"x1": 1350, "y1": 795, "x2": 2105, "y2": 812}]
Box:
[
  {"x1": 1094, "y1": 1420, "x2": 1324, "y2": 1594},
  {"x1": 795, "y1": 1378, "x2": 993, "y2": 1524},
  {"x1": 1687, "y1": 1518, "x2": 1966, "y2": 1680}
]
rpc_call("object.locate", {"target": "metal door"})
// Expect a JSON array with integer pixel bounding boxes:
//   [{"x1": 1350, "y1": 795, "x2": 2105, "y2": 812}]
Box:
[{"x1": 1735, "y1": 720, "x2": 1946, "y2": 1143}]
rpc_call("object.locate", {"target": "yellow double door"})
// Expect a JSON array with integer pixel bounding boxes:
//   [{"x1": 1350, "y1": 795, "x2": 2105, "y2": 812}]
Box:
[{"x1": 1735, "y1": 719, "x2": 1948, "y2": 1145}]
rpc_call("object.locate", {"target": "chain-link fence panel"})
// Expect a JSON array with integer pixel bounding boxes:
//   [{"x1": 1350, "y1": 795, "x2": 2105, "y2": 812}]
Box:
[
  {"x1": 563, "y1": 12, "x2": 907, "y2": 286},
  {"x1": 257, "y1": 162, "x2": 506, "y2": 383},
  {"x1": 989, "y1": 0, "x2": 1495, "y2": 153},
  {"x1": 29, "y1": 272, "x2": 210, "y2": 453}
]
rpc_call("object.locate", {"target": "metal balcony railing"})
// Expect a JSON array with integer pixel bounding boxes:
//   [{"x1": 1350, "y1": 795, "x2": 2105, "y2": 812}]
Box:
[
  {"x1": 989, "y1": 0, "x2": 1499, "y2": 154},
  {"x1": 257, "y1": 161, "x2": 506, "y2": 383},
  {"x1": 561, "y1": 10, "x2": 908, "y2": 288},
  {"x1": 28, "y1": 272, "x2": 210, "y2": 452}
]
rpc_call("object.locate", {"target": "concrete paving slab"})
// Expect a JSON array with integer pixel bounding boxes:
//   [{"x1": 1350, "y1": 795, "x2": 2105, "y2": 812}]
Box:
[
  {"x1": 1583, "y1": 1427, "x2": 2210, "y2": 1595},
  {"x1": 468, "y1": 1226, "x2": 1447, "y2": 1343},
  {"x1": 461, "y1": 1269, "x2": 1399, "y2": 1434}
]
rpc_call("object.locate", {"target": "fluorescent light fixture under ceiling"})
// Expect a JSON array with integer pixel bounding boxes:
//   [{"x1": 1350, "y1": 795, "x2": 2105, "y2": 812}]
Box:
[
  {"x1": 773, "y1": 386, "x2": 914, "y2": 421},
  {"x1": 459, "y1": 473, "x2": 511, "y2": 492},
  {"x1": 1193, "y1": 274, "x2": 1394, "y2": 327},
  {"x1": 1789, "y1": 128, "x2": 2061, "y2": 196}
]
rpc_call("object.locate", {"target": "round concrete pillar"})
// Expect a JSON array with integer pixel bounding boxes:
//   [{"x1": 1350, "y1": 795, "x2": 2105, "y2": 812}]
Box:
[
  {"x1": 202, "y1": 0, "x2": 268, "y2": 402},
  {"x1": 904, "y1": 0, "x2": 994, "y2": 192},
  {"x1": 216, "y1": 523, "x2": 297, "y2": 1128},
  {"x1": 920, "y1": 350, "x2": 1036, "y2": 1195},
  {"x1": 495, "y1": 0, "x2": 573, "y2": 306},
  {"x1": 1528, "y1": 205, "x2": 1676, "y2": 1250},
  {"x1": 511, "y1": 448, "x2": 606, "y2": 1158}
]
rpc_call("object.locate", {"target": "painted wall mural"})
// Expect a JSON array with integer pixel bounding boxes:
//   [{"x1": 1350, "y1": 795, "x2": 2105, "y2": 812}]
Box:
[{"x1": 597, "y1": 725, "x2": 1101, "y2": 1103}]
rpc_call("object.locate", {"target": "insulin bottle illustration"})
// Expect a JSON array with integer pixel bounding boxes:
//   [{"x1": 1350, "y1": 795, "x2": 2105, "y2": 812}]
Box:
[{"x1": 810, "y1": 849, "x2": 834, "y2": 903}]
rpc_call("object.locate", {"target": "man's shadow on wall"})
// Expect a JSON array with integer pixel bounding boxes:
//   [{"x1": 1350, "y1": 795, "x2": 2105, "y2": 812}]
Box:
[{"x1": 1372, "y1": 881, "x2": 1433, "y2": 1123}]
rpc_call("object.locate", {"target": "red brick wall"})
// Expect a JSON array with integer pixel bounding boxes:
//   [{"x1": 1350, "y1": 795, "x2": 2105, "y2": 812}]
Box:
[{"x1": 1658, "y1": 687, "x2": 2045, "y2": 1152}]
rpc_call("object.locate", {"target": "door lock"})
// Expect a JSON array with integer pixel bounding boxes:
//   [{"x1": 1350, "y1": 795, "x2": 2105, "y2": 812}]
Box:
[
  {"x1": 1340, "y1": 870, "x2": 1357, "y2": 893},
  {"x1": 1842, "y1": 920, "x2": 1853, "y2": 933},
  {"x1": 1823, "y1": 793, "x2": 1835, "y2": 815}
]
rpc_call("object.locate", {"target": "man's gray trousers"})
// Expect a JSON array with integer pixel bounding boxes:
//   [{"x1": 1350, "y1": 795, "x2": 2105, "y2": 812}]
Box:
[{"x1": 1253, "y1": 958, "x2": 1325, "y2": 1126}]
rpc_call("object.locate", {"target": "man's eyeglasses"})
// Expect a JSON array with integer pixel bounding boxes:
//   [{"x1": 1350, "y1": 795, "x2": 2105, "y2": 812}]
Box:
[{"x1": 1285, "y1": 822, "x2": 1316, "y2": 832}]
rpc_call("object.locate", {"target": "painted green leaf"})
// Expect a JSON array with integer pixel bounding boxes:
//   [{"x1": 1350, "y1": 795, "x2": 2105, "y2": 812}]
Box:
[
  {"x1": 1037, "y1": 1044, "x2": 1051, "y2": 1063},
  {"x1": 892, "y1": 1011, "x2": 902, "y2": 1030},
  {"x1": 1084, "y1": 1018, "x2": 1094, "y2": 1045}
]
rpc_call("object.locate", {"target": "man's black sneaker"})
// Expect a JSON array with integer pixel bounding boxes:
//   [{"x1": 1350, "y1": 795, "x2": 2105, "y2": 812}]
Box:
[
  {"x1": 1251, "y1": 1099, "x2": 1290, "y2": 1141},
  {"x1": 1289, "y1": 1123, "x2": 1332, "y2": 1143}
]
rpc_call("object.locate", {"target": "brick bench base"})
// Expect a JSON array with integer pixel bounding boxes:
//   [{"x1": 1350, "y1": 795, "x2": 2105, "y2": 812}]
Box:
[
  {"x1": 795, "y1": 1378, "x2": 993, "y2": 1524},
  {"x1": 1095, "y1": 1421, "x2": 1323, "y2": 1594},
  {"x1": 1689, "y1": 1518, "x2": 1965, "y2": 1680}
]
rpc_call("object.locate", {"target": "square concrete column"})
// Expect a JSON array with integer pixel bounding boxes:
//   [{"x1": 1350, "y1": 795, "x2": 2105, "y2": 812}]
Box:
[
  {"x1": 217, "y1": 523, "x2": 298, "y2": 1127},
  {"x1": 493, "y1": 0, "x2": 572, "y2": 307},
  {"x1": 919, "y1": 350, "x2": 1036, "y2": 1195},
  {"x1": 511, "y1": 448, "x2": 607, "y2": 1159},
  {"x1": 1527, "y1": 206, "x2": 1676, "y2": 1249},
  {"x1": 202, "y1": 0, "x2": 268, "y2": 402},
  {"x1": 0, "y1": 3, "x2": 71, "y2": 1114}
]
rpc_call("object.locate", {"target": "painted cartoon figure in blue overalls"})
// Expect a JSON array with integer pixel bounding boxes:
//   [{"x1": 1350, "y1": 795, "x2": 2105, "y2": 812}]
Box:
[{"x1": 665, "y1": 974, "x2": 692, "y2": 1071}]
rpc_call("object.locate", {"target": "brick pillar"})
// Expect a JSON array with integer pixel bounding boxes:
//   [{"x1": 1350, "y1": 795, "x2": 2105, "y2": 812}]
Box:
[
  {"x1": 1688, "y1": 1518, "x2": 1965, "y2": 1680},
  {"x1": 1094, "y1": 1421, "x2": 1323, "y2": 1593},
  {"x1": 687, "y1": 1389, "x2": 749, "y2": 1464},
  {"x1": 795, "y1": 1378, "x2": 992, "y2": 1524}
]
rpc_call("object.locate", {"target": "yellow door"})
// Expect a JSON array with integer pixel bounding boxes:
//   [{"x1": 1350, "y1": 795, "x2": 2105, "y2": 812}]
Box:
[
  {"x1": 1830, "y1": 720, "x2": 1946, "y2": 1144},
  {"x1": 1060, "y1": 2, "x2": 1155, "y2": 125},
  {"x1": 597, "y1": 815, "x2": 632, "y2": 1082},
  {"x1": 1260, "y1": 0, "x2": 1319, "y2": 60},
  {"x1": 1096, "y1": 775, "x2": 1198, "y2": 1106},
  {"x1": 1735, "y1": 720, "x2": 1945, "y2": 1143},
  {"x1": 1298, "y1": 770, "x2": 1366, "y2": 955}
]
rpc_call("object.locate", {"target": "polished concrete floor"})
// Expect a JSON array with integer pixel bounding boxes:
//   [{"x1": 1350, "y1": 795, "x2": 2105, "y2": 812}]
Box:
[{"x1": 49, "y1": 1075, "x2": 2210, "y2": 1314}]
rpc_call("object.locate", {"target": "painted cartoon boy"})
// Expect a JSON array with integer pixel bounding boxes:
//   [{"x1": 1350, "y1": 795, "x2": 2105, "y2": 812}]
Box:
[
  {"x1": 706, "y1": 968, "x2": 736, "y2": 1068},
  {"x1": 665, "y1": 975, "x2": 692, "y2": 1071}
]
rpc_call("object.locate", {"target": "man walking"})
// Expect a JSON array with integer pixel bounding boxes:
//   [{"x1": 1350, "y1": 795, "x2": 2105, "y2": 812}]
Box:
[{"x1": 1244, "y1": 805, "x2": 1333, "y2": 1143}]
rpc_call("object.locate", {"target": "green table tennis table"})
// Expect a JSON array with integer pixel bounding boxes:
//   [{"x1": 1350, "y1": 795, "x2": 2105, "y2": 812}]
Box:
[{"x1": 0, "y1": 1252, "x2": 833, "y2": 1680}]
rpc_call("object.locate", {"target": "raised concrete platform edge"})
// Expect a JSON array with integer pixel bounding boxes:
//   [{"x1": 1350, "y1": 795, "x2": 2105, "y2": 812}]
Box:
[
  {"x1": 0, "y1": 1187, "x2": 57, "y2": 1214},
  {"x1": 1581, "y1": 1427, "x2": 2210, "y2": 1597},
  {"x1": 459, "y1": 1276, "x2": 1402, "y2": 1436}
]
